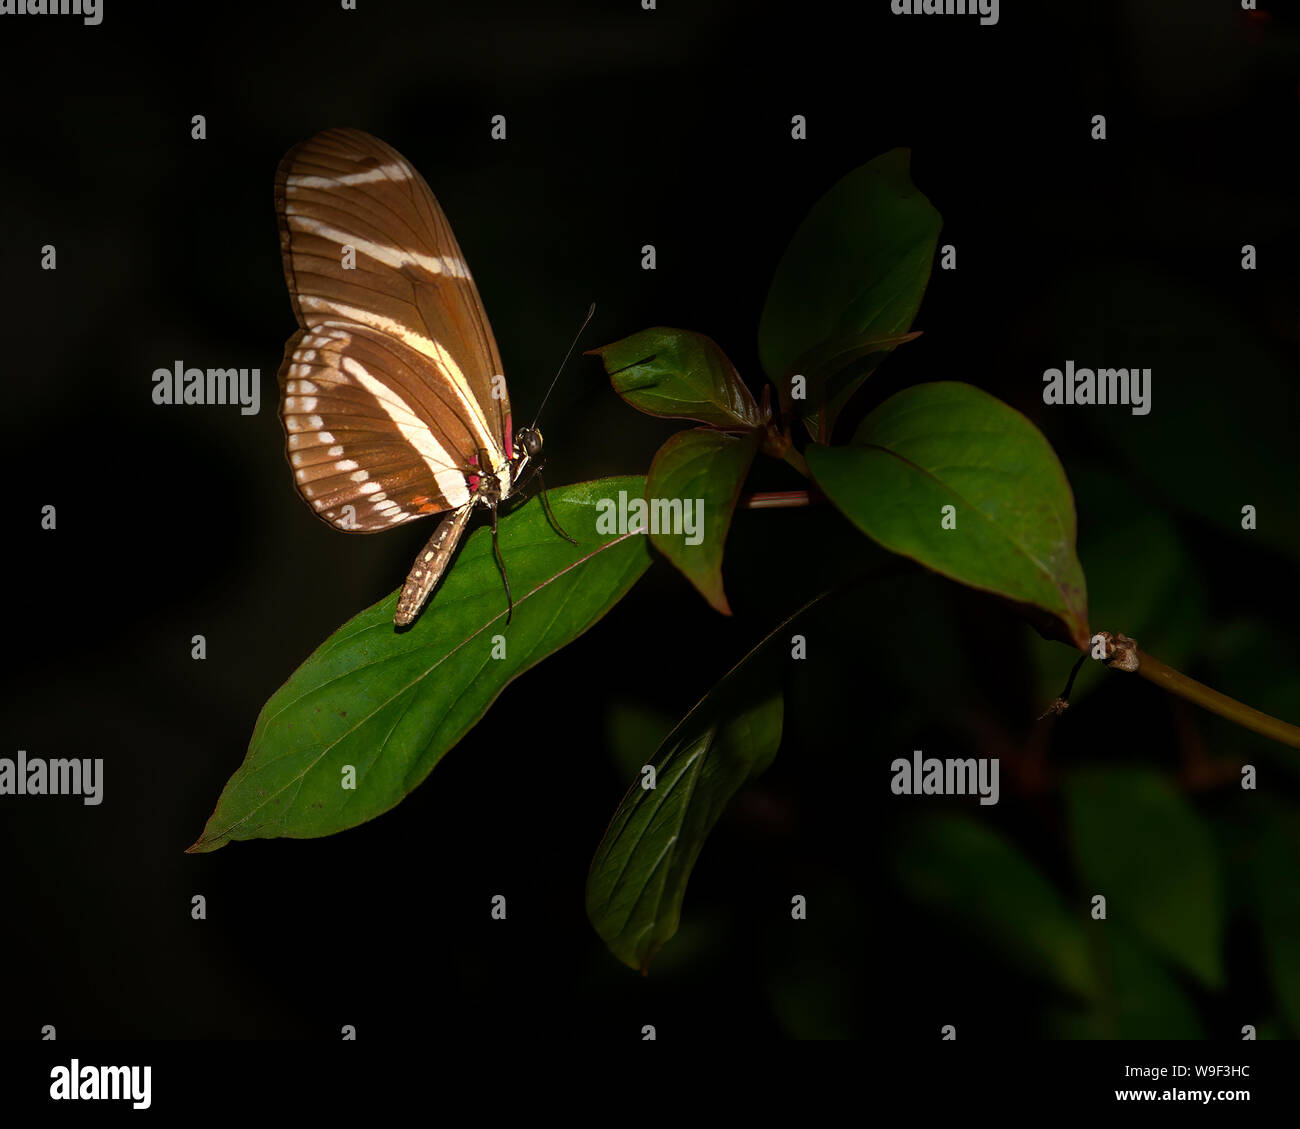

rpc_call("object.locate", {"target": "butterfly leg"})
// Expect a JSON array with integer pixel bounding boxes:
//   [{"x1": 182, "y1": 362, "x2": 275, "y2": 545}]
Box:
[
  {"x1": 489, "y1": 502, "x2": 515, "y2": 625},
  {"x1": 395, "y1": 503, "x2": 474, "y2": 627},
  {"x1": 536, "y1": 469, "x2": 577, "y2": 546},
  {"x1": 506, "y1": 458, "x2": 577, "y2": 546}
]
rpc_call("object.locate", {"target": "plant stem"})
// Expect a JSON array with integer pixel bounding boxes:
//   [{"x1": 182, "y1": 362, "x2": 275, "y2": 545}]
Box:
[
  {"x1": 1135, "y1": 649, "x2": 1300, "y2": 749},
  {"x1": 740, "y1": 490, "x2": 812, "y2": 509},
  {"x1": 780, "y1": 445, "x2": 810, "y2": 479}
]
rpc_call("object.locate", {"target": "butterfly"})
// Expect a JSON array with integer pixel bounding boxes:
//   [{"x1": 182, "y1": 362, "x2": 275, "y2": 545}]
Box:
[{"x1": 273, "y1": 128, "x2": 575, "y2": 626}]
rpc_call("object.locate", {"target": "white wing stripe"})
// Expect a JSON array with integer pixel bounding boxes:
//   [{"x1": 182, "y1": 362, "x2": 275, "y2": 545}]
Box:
[
  {"x1": 340, "y1": 356, "x2": 472, "y2": 508},
  {"x1": 306, "y1": 308, "x2": 503, "y2": 468},
  {"x1": 285, "y1": 163, "x2": 410, "y2": 189},
  {"x1": 285, "y1": 213, "x2": 470, "y2": 279}
]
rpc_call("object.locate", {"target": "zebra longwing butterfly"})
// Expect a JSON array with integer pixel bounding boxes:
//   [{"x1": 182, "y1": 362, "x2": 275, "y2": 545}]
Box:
[{"x1": 274, "y1": 128, "x2": 571, "y2": 626}]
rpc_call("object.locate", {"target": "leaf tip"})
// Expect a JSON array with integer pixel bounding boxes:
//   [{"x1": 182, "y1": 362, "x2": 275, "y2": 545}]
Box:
[
  {"x1": 708, "y1": 590, "x2": 733, "y2": 617},
  {"x1": 185, "y1": 831, "x2": 224, "y2": 854}
]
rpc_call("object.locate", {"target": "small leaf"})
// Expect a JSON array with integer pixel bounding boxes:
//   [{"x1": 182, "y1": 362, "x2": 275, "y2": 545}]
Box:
[
  {"x1": 789, "y1": 329, "x2": 923, "y2": 440},
  {"x1": 759, "y1": 149, "x2": 941, "y2": 434},
  {"x1": 806, "y1": 381, "x2": 1090, "y2": 649},
  {"x1": 645, "y1": 427, "x2": 762, "y2": 614},
  {"x1": 1066, "y1": 766, "x2": 1224, "y2": 990},
  {"x1": 789, "y1": 330, "x2": 923, "y2": 384},
  {"x1": 189, "y1": 477, "x2": 651, "y2": 852},
  {"x1": 892, "y1": 814, "x2": 1097, "y2": 1000},
  {"x1": 586, "y1": 597, "x2": 823, "y2": 971},
  {"x1": 589, "y1": 327, "x2": 762, "y2": 430}
]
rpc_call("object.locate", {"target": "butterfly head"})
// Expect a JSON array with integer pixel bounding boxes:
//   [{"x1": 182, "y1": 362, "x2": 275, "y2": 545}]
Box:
[{"x1": 516, "y1": 426, "x2": 544, "y2": 460}]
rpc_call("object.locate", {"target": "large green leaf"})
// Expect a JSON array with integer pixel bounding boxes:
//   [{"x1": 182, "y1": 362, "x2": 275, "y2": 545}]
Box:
[
  {"x1": 1065, "y1": 766, "x2": 1224, "y2": 989},
  {"x1": 587, "y1": 690, "x2": 782, "y2": 972},
  {"x1": 589, "y1": 327, "x2": 763, "y2": 430},
  {"x1": 892, "y1": 814, "x2": 1097, "y2": 1000},
  {"x1": 806, "y1": 381, "x2": 1090, "y2": 649},
  {"x1": 189, "y1": 477, "x2": 651, "y2": 852},
  {"x1": 759, "y1": 149, "x2": 941, "y2": 434},
  {"x1": 587, "y1": 599, "x2": 814, "y2": 970},
  {"x1": 646, "y1": 427, "x2": 762, "y2": 614}
]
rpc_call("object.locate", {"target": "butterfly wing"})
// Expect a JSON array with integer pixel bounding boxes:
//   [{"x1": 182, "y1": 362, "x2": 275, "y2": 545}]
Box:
[
  {"x1": 274, "y1": 128, "x2": 513, "y2": 532},
  {"x1": 281, "y1": 322, "x2": 482, "y2": 530}
]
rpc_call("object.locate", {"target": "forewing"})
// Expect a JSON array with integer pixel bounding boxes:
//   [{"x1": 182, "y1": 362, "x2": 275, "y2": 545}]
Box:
[{"x1": 275, "y1": 128, "x2": 512, "y2": 470}]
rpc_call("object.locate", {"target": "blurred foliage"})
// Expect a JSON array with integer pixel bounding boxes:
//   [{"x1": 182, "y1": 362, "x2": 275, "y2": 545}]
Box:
[
  {"x1": 1066, "y1": 767, "x2": 1223, "y2": 989},
  {"x1": 581, "y1": 139, "x2": 1299, "y2": 1040}
]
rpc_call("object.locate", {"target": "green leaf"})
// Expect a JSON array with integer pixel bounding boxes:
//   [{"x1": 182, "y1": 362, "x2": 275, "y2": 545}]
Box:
[
  {"x1": 1049, "y1": 926, "x2": 1205, "y2": 1039},
  {"x1": 587, "y1": 599, "x2": 810, "y2": 971},
  {"x1": 645, "y1": 427, "x2": 762, "y2": 614},
  {"x1": 189, "y1": 477, "x2": 652, "y2": 852},
  {"x1": 589, "y1": 327, "x2": 763, "y2": 430},
  {"x1": 892, "y1": 814, "x2": 1097, "y2": 1000},
  {"x1": 1027, "y1": 465, "x2": 1206, "y2": 709},
  {"x1": 1066, "y1": 766, "x2": 1223, "y2": 989},
  {"x1": 788, "y1": 330, "x2": 923, "y2": 385},
  {"x1": 1238, "y1": 800, "x2": 1300, "y2": 1036},
  {"x1": 758, "y1": 148, "x2": 941, "y2": 434},
  {"x1": 587, "y1": 691, "x2": 782, "y2": 972},
  {"x1": 789, "y1": 329, "x2": 923, "y2": 441},
  {"x1": 806, "y1": 381, "x2": 1090, "y2": 649}
]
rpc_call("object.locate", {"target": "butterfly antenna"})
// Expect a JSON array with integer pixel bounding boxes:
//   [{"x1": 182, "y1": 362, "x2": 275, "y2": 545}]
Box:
[{"x1": 530, "y1": 302, "x2": 595, "y2": 429}]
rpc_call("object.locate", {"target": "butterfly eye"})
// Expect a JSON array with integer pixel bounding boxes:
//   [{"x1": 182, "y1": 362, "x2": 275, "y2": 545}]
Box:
[{"x1": 520, "y1": 428, "x2": 544, "y2": 458}]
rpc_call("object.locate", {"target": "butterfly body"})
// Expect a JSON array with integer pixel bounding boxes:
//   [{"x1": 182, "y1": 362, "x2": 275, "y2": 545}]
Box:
[{"x1": 273, "y1": 128, "x2": 553, "y2": 626}]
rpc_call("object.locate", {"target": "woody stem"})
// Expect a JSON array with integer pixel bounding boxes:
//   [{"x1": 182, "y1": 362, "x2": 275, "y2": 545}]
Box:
[{"x1": 1134, "y1": 649, "x2": 1300, "y2": 749}]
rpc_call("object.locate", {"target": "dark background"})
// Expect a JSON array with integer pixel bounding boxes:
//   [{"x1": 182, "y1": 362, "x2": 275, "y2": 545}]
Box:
[{"x1": 2, "y1": 0, "x2": 1296, "y2": 1041}]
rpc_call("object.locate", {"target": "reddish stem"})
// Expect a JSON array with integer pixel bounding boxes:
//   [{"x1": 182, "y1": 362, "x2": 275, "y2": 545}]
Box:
[{"x1": 740, "y1": 491, "x2": 812, "y2": 509}]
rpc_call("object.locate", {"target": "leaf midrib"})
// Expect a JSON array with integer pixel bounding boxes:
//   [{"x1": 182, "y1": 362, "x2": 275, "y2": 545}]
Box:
[{"x1": 200, "y1": 530, "x2": 642, "y2": 847}]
